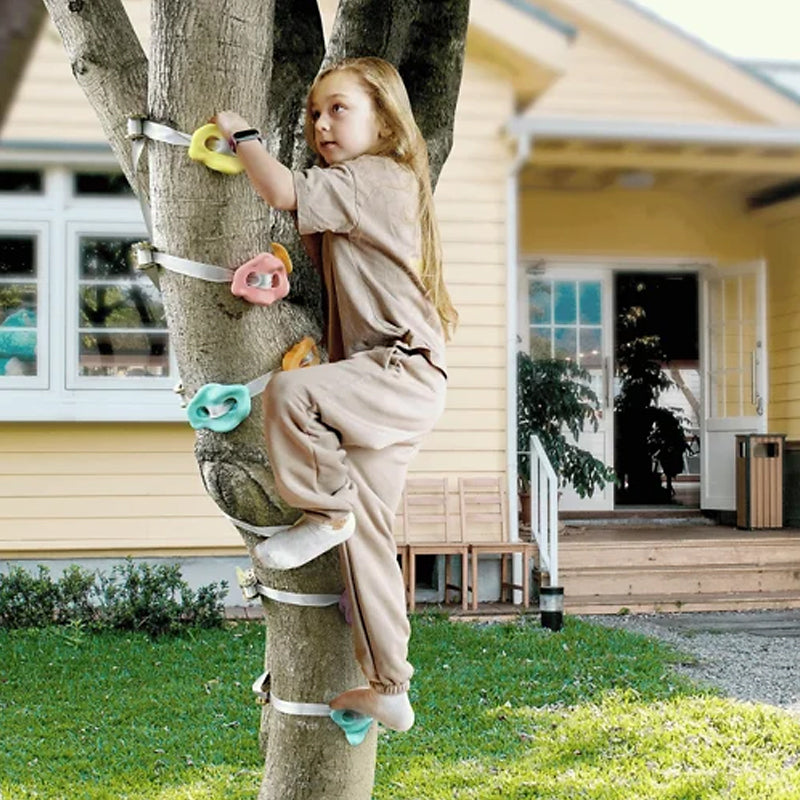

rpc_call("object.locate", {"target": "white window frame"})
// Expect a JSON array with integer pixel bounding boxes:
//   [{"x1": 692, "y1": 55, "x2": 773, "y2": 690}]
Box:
[
  {"x1": 66, "y1": 221, "x2": 173, "y2": 391},
  {"x1": 0, "y1": 220, "x2": 49, "y2": 390},
  {"x1": 0, "y1": 150, "x2": 185, "y2": 422}
]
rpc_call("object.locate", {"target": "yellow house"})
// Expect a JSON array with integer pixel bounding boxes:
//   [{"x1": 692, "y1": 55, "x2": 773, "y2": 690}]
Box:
[{"x1": 2, "y1": 0, "x2": 800, "y2": 603}]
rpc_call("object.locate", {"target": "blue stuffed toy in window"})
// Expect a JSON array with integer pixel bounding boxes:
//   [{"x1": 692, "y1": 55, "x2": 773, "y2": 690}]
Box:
[{"x1": 0, "y1": 308, "x2": 37, "y2": 376}]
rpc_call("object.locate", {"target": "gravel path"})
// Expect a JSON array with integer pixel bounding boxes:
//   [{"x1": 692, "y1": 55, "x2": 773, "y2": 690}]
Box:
[{"x1": 584, "y1": 610, "x2": 800, "y2": 715}]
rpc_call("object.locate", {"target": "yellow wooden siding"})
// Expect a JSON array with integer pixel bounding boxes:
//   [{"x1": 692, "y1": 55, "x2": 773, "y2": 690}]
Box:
[
  {"x1": 2, "y1": 0, "x2": 151, "y2": 142},
  {"x1": 520, "y1": 187, "x2": 764, "y2": 264},
  {"x1": 765, "y1": 218, "x2": 800, "y2": 438},
  {"x1": 523, "y1": 22, "x2": 759, "y2": 125},
  {"x1": 0, "y1": 423, "x2": 240, "y2": 557},
  {"x1": 425, "y1": 55, "x2": 512, "y2": 487}
]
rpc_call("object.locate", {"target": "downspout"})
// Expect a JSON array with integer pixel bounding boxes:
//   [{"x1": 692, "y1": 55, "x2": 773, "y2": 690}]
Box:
[{"x1": 507, "y1": 132, "x2": 531, "y2": 601}]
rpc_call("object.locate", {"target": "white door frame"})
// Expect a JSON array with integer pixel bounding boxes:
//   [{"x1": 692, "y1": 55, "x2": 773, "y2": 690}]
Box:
[
  {"x1": 520, "y1": 263, "x2": 615, "y2": 511},
  {"x1": 519, "y1": 255, "x2": 712, "y2": 513}
]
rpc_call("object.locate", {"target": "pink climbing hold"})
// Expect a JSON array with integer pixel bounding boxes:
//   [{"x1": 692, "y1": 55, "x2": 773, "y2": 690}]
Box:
[{"x1": 231, "y1": 252, "x2": 290, "y2": 306}]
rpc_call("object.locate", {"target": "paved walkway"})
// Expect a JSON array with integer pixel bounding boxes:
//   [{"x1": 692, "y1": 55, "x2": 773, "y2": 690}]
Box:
[
  {"x1": 642, "y1": 609, "x2": 800, "y2": 637},
  {"x1": 589, "y1": 609, "x2": 800, "y2": 713}
]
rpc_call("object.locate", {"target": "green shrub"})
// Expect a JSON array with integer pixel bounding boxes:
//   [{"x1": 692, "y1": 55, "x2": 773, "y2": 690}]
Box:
[
  {"x1": 0, "y1": 565, "x2": 58, "y2": 628},
  {"x1": 0, "y1": 559, "x2": 228, "y2": 636},
  {"x1": 55, "y1": 564, "x2": 98, "y2": 626}
]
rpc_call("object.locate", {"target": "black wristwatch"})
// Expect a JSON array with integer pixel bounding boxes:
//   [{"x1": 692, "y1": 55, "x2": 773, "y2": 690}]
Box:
[{"x1": 230, "y1": 128, "x2": 262, "y2": 152}]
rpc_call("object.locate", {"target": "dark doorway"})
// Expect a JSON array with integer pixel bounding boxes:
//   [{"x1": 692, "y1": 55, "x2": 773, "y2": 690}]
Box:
[{"x1": 614, "y1": 273, "x2": 700, "y2": 507}]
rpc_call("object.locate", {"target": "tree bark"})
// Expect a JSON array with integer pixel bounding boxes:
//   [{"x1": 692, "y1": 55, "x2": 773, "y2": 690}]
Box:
[
  {"x1": 326, "y1": 0, "x2": 470, "y2": 185},
  {"x1": 42, "y1": 1, "x2": 470, "y2": 797}
]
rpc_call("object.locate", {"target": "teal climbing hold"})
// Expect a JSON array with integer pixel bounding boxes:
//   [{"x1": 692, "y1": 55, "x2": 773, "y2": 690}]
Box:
[
  {"x1": 330, "y1": 709, "x2": 373, "y2": 746},
  {"x1": 186, "y1": 382, "x2": 251, "y2": 432}
]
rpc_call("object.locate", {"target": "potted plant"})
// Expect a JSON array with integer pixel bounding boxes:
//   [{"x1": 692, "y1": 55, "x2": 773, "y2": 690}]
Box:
[{"x1": 517, "y1": 352, "x2": 616, "y2": 522}]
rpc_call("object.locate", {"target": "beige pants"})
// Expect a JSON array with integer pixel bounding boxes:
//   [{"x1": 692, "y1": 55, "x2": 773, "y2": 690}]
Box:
[{"x1": 262, "y1": 345, "x2": 446, "y2": 694}]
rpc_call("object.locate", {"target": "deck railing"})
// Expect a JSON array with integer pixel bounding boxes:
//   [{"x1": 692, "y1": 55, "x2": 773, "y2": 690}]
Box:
[{"x1": 528, "y1": 435, "x2": 559, "y2": 586}]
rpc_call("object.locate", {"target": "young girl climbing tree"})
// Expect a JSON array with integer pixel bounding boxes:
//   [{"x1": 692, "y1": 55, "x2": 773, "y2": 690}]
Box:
[
  {"x1": 41, "y1": 1, "x2": 469, "y2": 797},
  {"x1": 216, "y1": 57, "x2": 458, "y2": 732}
]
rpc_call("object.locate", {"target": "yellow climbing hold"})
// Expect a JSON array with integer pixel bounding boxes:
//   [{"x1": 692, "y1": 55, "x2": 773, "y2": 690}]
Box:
[{"x1": 188, "y1": 123, "x2": 244, "y2": 175}]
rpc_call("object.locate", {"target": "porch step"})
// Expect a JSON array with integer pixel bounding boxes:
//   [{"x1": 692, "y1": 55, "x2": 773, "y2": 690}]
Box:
[
  {"x1": 559, "y1": 532, "x2": 800, "y2": 570},
  {"x1": 554, "y1": 525, "x2": 800, "y2": 615},
  {"x1": 560, "y1": 507, "x2": 710, "y2": 525},
  {"x1": 566, "y1": 590, "x2": 800, "y2": 615},
  {"x1": 561, "y1": 563, "x2": 800, "y2": 597}
]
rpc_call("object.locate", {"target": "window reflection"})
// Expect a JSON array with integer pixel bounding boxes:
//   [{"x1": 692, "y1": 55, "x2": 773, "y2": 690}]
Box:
[
  {"x1": 78, "y1": 237, "x2": 170, "y2": 378},
  {"x1": 529, "y1": 277, "x2": 604, "y2": 368},
  {"x1": 0, "y1": 236, "x2": 37, "y2": 377}
]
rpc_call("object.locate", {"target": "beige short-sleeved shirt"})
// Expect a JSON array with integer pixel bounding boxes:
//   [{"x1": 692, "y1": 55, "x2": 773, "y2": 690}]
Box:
[{"x1": 293, "y1": 154, "x2": 447, "y2": 377}]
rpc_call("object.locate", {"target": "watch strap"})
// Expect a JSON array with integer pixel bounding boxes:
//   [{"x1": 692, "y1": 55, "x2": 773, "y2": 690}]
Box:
[{"x1": 230, "y1": 128, "x2": 262, "y2": 152}]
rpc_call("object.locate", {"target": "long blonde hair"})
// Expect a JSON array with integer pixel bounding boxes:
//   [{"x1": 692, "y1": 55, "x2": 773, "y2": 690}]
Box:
[{"x1": 304, "y1": 57, "x2": 458, "y2": 339}]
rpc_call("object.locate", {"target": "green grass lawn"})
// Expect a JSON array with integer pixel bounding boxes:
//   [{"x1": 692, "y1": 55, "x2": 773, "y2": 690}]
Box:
[{"x1": 2, "y1": 615, "x2": 799, "y2": 799}]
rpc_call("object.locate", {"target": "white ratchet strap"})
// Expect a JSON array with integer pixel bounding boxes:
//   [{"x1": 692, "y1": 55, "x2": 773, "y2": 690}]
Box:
[
  {"x1": 237, "y1": 568, "x2": 340, "y2": 607},
  {"x1": 134, "y1": 242, "x2": 234, "y2": 283},
  {"x1": 251, "y1": 672, "x2": 332, "y2": 716},
  {"x1": 224, "y1": 514, "x2": 283, "y2": 537},
  {"x1": 245, "y1": 370, "x2": 274, "y2": 398},
  {"x1": 127, "y1": 117, "x2": 193, "y2": 168},
  {"x1": 271, "y1": 694, "x2": 332, "y2": 717},
  {"x1": 127, "y1": 118, "x2": 194, "y2": 237}
]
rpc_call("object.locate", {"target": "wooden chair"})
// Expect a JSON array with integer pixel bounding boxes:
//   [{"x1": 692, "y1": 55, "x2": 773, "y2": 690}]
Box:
[
  {"x1": 459, "y1": 476, "x2": 532, "y2": 611},
  {"x1": 402, "y1": 477, "x2": 469, "y2": 611}
]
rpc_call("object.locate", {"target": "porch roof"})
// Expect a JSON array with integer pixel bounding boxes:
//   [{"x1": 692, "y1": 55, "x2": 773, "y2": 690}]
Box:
[{"x1": 508, "y1": 116, "x2": 800, "y2": 201}]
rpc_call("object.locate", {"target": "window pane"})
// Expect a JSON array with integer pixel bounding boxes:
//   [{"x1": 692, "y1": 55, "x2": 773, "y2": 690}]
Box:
[
  {"x1": 530, "y1": 326, "x2": 551, "y2": 359},
  {"x1": 0, "y1": 170, "x2": 42, "y2": 193},
  {"x1": 554, "y1": 326, "x2": 577, "y2": 360},
  {"x1": 77, "y1": 236, "x2": 170, "y2": 380},
  {"x1": 79, "y1": 283, "x2": 166, "y2": 329},
  {"x1": 80, "y1": 237, "x2": 136, "y2": 278},
  {"x1": 79, "y1": 332, "x2": 169, "y2": 377},
  {"x1": 553, "y1": 281, "x2": 576, "y2": 324},
  {"x1": 579, "y1": 282, "x2": 601, "y2": 324},
  {"x1": 529, "y1": 280, "x2": 551, "y2": 324},
  {"x1": 0, "y1": 235, "x2": 38, "y2": 377},
  {"x1": 579, "y1": 327, "x2": 602, "y2": 368},
  {"x1": 74, "y1": 172, "x2": 134, "y2": 197},
  {"x1": 0, "y1": 237, "x2": 35, "y2": 277}
]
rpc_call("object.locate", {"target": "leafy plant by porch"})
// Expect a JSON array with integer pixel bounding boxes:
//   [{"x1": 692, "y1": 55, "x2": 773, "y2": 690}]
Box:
[
  {"x1": 4, "y1": 616, "x2": 799, "y2": 800},
  {"x1": 517, "y1": 351, "x2": 616, "y2": 497},
  {"x1": 615, "y1": 301, "x2": 692, "y2": 504}
]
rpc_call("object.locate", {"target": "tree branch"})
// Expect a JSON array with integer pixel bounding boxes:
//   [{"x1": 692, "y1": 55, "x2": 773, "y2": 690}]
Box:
[
  {"x1": 326, "y1": 0, "x2": 470, "y2": 186},
  {"x1": 266, "y1": 0, "x2": 326, "y2": 321},
  {"x1": 0, "y1": 0, "x2": 47, "y2": 127},
  {"x1": 40, "y1": 0, "x2": 148, "y2": 191}
]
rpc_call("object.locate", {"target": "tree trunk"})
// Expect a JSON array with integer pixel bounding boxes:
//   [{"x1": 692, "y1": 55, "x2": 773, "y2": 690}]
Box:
[{"x1": 42, "y1": 1, "x2": 469, "y2": 797}]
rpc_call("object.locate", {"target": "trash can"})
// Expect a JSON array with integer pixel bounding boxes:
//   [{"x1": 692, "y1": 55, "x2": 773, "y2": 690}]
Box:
[
  {"x1": 785, "y1": 441, "x2": 800, "y2": 528},
  {"x1": 735, "y1": 434, "x2": 785, "y2": 529}
]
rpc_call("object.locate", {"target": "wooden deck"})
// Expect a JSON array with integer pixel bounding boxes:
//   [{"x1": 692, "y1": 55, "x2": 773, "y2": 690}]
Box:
[{"x1": 556, "y1": 520, "x2": 800, "y2": 614}]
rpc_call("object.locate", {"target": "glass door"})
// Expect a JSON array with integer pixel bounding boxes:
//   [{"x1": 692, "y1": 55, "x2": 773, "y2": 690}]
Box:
[
  {"x1": 701, "y1": 262, "x2": 766, "y2": 510},
  {"x1": 524, "y1": 266, "x2": 614, "y2": 511}
]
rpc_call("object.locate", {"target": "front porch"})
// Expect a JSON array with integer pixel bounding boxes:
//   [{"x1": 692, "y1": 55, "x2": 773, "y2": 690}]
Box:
[{"x1": 556, "y1": 520, "x2": 800, "y2": 615}]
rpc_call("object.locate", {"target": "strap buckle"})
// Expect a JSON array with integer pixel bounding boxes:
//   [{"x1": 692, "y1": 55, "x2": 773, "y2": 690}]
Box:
[
  {"x1": 133, "y1": 241, "x2": 157, "y2": 270},
  {"x1": 126, "y1": 116, "x2": 146, "y2": 140},
  {"x1": 237, "y1": 567, "x2": 260, "y2": 601}
]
